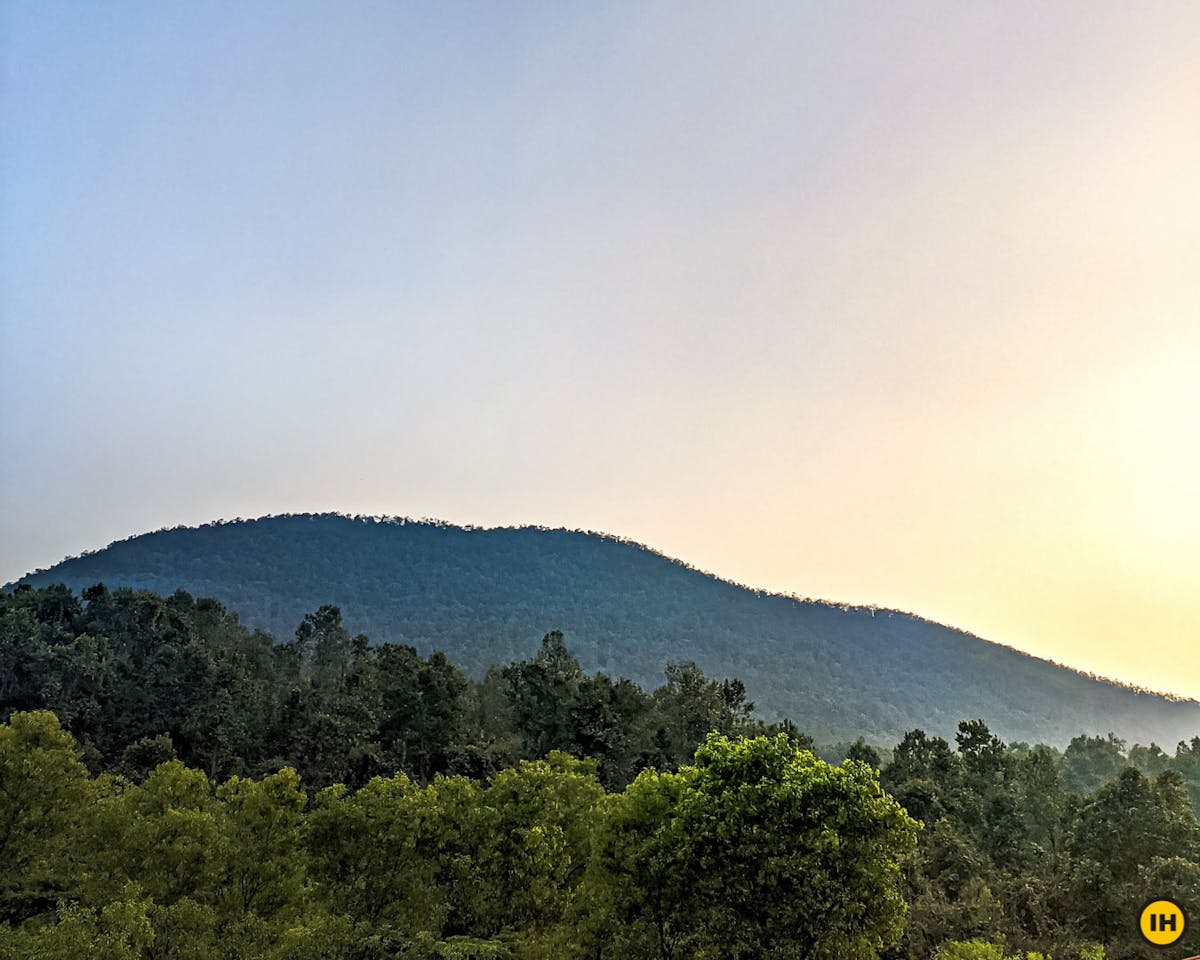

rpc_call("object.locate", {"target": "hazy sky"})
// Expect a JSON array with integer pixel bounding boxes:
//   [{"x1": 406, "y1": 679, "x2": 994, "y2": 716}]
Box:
[{"x1": 3, "y1": 2, "x2": 1198, "y2": 697}]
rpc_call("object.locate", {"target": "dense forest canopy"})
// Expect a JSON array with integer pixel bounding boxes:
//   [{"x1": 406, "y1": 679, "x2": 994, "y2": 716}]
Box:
[
  {"x1": 11, "y1": 514, "x2": 1200, "y2": 746},
  {"x1": 3, "y1": 583, "x2": 1200, "y2": 959}
]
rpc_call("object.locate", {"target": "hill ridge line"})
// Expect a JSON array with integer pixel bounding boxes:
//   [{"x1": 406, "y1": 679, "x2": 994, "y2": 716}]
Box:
[{"x1": 10, "y1": 511, "x2": 1193, "y2": 708}]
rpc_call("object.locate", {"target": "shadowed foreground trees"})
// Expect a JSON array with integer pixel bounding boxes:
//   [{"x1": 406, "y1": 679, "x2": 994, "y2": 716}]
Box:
[
  {"x1": 0, "y1": 585, "x2": 770, "y2": 793},
  {"x1": 883, "y1": 727, "x2": 1200, "y2": 960}
]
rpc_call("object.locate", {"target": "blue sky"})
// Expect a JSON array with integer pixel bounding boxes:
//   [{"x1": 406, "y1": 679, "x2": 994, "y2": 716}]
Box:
[{"x1": 3, "y1": 2, "x2": 1199, "y2": 695}]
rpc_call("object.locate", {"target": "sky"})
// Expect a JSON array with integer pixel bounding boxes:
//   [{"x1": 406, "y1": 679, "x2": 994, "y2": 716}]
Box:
[{"x1": 2, "y1": 2, "x2": 1199, "y2": 698}]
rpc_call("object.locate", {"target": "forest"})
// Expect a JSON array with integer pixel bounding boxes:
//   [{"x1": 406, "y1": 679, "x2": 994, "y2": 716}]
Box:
[
  {"x1": 15, "y1": 514, "x2": 1200, "y2": 748},
  {"x1": 3, "y1": 583, "x2": 1200, "y2": 959}
]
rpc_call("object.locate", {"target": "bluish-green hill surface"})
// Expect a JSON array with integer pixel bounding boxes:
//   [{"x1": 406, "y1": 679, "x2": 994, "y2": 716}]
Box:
[{"x1": 12, "y1": 513, "x2": 1198, "y2": 745}]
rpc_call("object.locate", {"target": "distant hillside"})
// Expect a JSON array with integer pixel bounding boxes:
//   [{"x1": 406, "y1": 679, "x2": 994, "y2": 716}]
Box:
[{"x1": 11, "y1": 513, "x2": 1200, "y2": 745}]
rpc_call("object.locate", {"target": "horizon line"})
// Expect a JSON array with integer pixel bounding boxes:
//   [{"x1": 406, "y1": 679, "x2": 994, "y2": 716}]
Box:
[{"x1": 9, "y1": 509, "x2": 1197, "y2": 708}]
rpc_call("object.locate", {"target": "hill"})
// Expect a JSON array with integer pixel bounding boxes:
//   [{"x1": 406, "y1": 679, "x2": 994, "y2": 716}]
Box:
[{"x1": 11, "y1": 513, "x2": 1200, "y2": 745}]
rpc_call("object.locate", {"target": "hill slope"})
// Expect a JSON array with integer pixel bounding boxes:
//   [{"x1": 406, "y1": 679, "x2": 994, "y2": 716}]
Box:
[{"x1": 11, "y1": 513, "x2": 1199, "y2": 745}]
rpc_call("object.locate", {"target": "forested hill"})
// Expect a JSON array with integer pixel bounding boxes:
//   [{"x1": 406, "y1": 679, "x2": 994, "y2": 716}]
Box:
[{"x1": 12, "y1": 513, "x2": 1200, "y2": 745}]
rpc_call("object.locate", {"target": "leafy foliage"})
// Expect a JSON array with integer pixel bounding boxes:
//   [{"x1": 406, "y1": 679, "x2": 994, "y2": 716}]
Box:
[
  {"x1": 0, "y1": 715, "x2": 915, "y2": 960},
  {"x1": 4, "y1": 583, "x2": 1200, "y2": 959}
]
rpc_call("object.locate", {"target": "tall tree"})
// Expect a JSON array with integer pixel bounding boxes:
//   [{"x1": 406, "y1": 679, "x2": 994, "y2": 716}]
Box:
[{"x1": 0, "y1": 711, "x2": 93, "y2": 923}]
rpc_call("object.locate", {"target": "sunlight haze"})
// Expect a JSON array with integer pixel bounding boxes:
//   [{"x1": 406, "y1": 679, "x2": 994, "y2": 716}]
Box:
[{"x1": 2, "y1": 2, "x2": 1198, "y2": 698}]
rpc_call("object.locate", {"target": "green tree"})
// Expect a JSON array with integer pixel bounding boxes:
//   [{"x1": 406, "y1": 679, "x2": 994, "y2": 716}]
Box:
[
  {"x1": 882, "y1": 728, "x2": 961, "y2": 826},
  {"x1": 476, "y1": 752, "x2": 605, "y2": 948},
  {"x1": 375, "y1": 644, "x2": 469, "y2": 780},
  {"x1": 1064, "y1": 767, "x2": 1200, "y2": 955},
  {"x1": 215, "y1": 767, "x2": 308, "y2": 923},
  {"x1": 0, "y1": 885, "x2": 156, "y2": 960},
  {"x1": 88, "y1": 760, "x2": 221, "y2": 908},
  {"x1": 305, "y1": 772, "x2": 442, "y2": 939},
  {"x1": 0, "y1": 711, "x2": 94, "y2": 923},
  {"x1": 502, "y1": 631, "x2": 584, "y2": 758},
  {"x1": 588, "y1": 766, "x2": 702, "y2": 960},
  {"x1": 1061, "y1": 734, "x2": 1126, "y2": 795},
  {"x1": 845, "y1": 737, "x2": 883, "y2": 769},
  {"x1": 608, "y1": 733, "x2": 919, "y2": 960}
]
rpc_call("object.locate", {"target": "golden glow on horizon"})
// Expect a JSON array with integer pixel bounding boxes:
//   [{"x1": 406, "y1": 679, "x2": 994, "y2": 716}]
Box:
[{"x1": 4, "y1": 4, "x2": 1199, "y2": 705}]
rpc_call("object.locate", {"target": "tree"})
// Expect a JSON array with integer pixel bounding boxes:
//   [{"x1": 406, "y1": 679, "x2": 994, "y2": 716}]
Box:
[
  {"x1": 600, "y1": 733, "x2": 919, "y2": 960},
  {"x1": 932, "y1": 941, "x2": 1055, "y2": 960},
  {"x1": 215, "y1": 767, "x2": 308, "y2": 923},
  {"x1": 305, "y1": 772, "x2": 444, "y2": 946},
  {"x1": 846, "y1": 737, "x2": 883, "y2": 769},
  {"x1": 1064, "y1": 767, "x2": 1200, "y2": 954},
  {"x1": 374, "y1": 645, "x2": 468, "y2": 780},
  {"x1": 0, "y1": 886, "x2": 157, "y2": 960},
  {"x1": 0, "y1": 711, "x2": 94, "y2": 923},
  {"x1": 588, "y1": 766, "x2": 702, "y2": 960},
  {"x1": 478, "y1": 752, "x2": 605, "y2": 943},
  {"x1": 88, "y1": 760, "x2": 221, "y2": 909},
  {"x1": 882, "y1": 728, "x2": 960, "y2": 826},
  {"x1": 293, "y1": 605, "x2": 353, "y2": 685},
  {"x1": 502, "y1": 631, "x2": 584, "y2": 758},
  {"x1": 1061, "y1": 734, "x2": 1127, "y2": 795},
  {"x1": 650, "y1": 662, "x2": 754, "y2": 767}
]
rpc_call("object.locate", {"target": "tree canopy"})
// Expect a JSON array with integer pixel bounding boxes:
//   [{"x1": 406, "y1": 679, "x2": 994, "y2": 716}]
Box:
[
  {"x1": 4, "y1": 583, "x2": 1200, "y2": 959},
  {"x1": 13, "y1": 514, "x2": 1200, "y2": 746}
]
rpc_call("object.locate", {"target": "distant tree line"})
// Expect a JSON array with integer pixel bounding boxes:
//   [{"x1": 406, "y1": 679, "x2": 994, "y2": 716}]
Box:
[
  {"x1": 2, "y1": 584, "x2": 1200, "y2": 959},
  {"x1": 0, "y1": 583, "x2": 773, "y2": 791},
  {"x1": 19, "y1": 513, "x2": 1193, "y2": 748}
]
